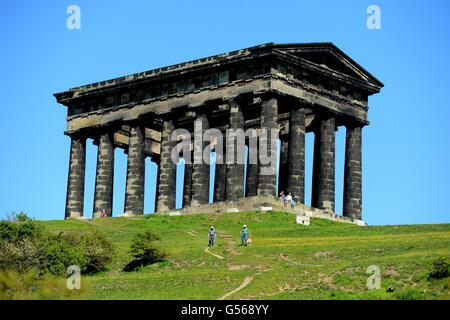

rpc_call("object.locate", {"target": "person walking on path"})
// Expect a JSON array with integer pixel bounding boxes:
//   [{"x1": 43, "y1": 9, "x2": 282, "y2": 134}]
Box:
[
  {"x1": 208, "y1": 226, "x2": 216, "y2": 247},
  {"x1": 240, "y1": 224, "x2": 250, "y2": 246}
]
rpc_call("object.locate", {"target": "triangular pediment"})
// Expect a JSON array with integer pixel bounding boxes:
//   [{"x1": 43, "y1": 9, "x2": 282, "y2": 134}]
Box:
[{"x1": 273, "y1": 43, "x2": 383, "y2": 90}]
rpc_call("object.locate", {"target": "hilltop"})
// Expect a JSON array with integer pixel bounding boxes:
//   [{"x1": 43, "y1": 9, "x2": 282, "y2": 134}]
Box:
[{"x1": 37, "y1": 211, "x2": 449, "y2": 300}]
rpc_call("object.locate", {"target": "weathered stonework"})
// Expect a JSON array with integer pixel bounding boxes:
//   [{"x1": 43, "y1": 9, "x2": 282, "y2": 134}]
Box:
[
  {"x1": 93, "y1": 132, "x2": 114, "y2": 217},
  {"x1": 287, "y1": 107, "x2": 306, "y2": 204},
  {"x1": 245, "y1": 161, "x2": 258, "y2": 197},
  {"x1": 65, "y1": 136, "x2": 86, "y2": 218},
  {"x1": 312, "y1": 116, "x2": 336, "y2": 212},
  {"x1": 214, "y1": 159, "x2": 226, "y2": 202},
  {"x1": 191, "y1": 113, "x2": 210, "y2": 206},
  {"x1": 343, "y1": 125, "x2": 362, "y2": 220},
  {"x1": 157, "y1": 119, "x2": 177, "y2": 212},
  {"x1": 55, "y1": 43, "x2": 383, "y2": 222},
  {"x1": 226, "y1": 103, "x2": 245, "y2": 201},
  {"x1": 124, "y1": 124, "x2": 145, "y2": 215},
  {"x1": 183, "y1": 150, "x2": 193, "y2": 207},
  {"x1": 257, "y1": 97, "x2": 278, "y2": 197},
  {"x1": 278, "y1": 139, "x2": 289, "y2": 196}
]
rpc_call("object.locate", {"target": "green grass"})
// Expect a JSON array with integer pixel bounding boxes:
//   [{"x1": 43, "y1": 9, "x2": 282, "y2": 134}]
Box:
[{"x1": 36, "y1": 211, "x2": 450, "y2": 300}]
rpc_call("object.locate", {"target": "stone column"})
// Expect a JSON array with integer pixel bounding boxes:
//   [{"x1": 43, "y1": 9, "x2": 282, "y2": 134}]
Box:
[
  {"x1": 311, "y1": 115, "x2": 335, "y2": 211},
  {"x1": 257, "y1": 97, "x2": 278, "y2": 197},
  {"x1": 245, "y1": 131, "x2": 259, "y2": 197},
  {"x1": 245, "y1": 162, "x2": 258, "y2": 197},
  {"x1": 287, "y1": 107, "x2": 306, "y2": 204},
  {"x1": 226, "y1": 103, "x2": 245, "y2": 201},
  {"x1": 343, "y1": 125, "x2": 362, "y2": 220},
  {"x1": 278, "y1": 139, "x2": 289, "y2": 196},
  {"x1": 124, "y1": 124, "x2": 145, "y2": 216},
  {"x1": 157, "y1": 119, "x2": 177, "y2": 212},
  {"x1": 93, "y1": 131, "x2": 115, "y2": 218},
  {"x1": 65, "y1": 135, "x2": 86, "y2": 219},
  {"x1": 183, "y1": 150, "x2": 193, "y2": 207},
  {"x1": 214, "y1": 154, "x2": 226, "y2": 202},
  {"x1": 191, "y1": 113, "x2": 210, "y2": 206},
  {"x1": 152, "y1": 155, "x2": 161, "y2": 212}
]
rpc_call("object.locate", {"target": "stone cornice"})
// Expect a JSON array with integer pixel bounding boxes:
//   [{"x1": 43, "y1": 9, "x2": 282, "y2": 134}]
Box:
[{"x1": 54, "y1": 42, "x2": 383, "y2": 106}]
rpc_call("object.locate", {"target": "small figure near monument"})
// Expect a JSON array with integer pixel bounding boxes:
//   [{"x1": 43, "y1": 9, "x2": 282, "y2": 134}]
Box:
[
  {"x1": 240, "y1": 224, "x2": 250, "y2": 246},
  {"x1": 280, "y1": 191, "x2": 288, "y2": 206},
  {"x1": 208, "y1": 226, "x2": 216, "y2": 247},
  {"x1": 286, "y1": 193, "x2": 295, "y2": 208}
]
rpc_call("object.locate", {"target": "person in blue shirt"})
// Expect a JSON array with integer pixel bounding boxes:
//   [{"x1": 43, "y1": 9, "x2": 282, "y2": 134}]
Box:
[{"x1": 208, "y1": 226, "x2": 216, "y2": 247}]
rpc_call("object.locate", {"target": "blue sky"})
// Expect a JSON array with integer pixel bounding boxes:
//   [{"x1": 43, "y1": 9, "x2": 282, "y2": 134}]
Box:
[{"x1": 0, "y1": 0, "x2": 449, "y2": 225}]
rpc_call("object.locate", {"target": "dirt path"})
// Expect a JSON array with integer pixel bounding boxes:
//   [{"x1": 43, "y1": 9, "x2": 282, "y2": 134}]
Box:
[
  {"x1": 218, "y1": 275, "x2": 255, "y2": 300},
  {"x1": 204, "y1": 247, "x2": 224, "y2": 259},
  {"x1": 73, "y1": 218, "x2": 104, "y2": 227},
  {"x1": 217, "y1": 231, "x2": 242, "y2": 255},
  {"x1": 279, "y1": 253, "x2": 324, "y2": 267}
]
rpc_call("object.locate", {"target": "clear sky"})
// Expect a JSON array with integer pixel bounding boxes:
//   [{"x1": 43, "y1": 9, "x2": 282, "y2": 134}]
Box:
[{"x1": 1, "y1": 0, "x2": 449, "y2": 225}]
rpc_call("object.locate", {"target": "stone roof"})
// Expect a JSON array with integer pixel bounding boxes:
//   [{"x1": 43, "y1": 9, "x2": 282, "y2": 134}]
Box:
[{"x1": 54, "y1": 42, "x2": 383, "y2": 102}]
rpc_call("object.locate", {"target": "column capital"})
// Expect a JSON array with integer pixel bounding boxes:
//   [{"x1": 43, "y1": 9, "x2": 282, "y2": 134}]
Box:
[{"x1": 344, "y1": 121, "x2": 365, "y2": 130}]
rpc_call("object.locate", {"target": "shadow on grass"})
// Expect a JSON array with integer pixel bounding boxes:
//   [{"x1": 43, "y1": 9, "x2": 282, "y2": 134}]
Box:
[{"x1": 123, "y1": 257, "x2": 167, "y2": 272}]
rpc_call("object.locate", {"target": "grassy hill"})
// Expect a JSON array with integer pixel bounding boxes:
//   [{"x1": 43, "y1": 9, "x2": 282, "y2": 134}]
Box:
[{"x1": 37, "y1": 211, "x2": 449, "y2": 300}]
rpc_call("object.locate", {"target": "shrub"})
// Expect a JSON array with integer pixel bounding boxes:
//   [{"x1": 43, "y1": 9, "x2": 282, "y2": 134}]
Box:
[
  {"x1": 0, "y1": 238, "x2": 43, "y2": 273},
  {"x1": 62, "y1": 231, "x2": 115, "y2": 274},
  {"x1": 5, "y1": 211, "x2": 31, "y2": 222},
  {"x1": 38, "y1": 233, "x2": 87, "y2": 276},
  {"x1": 0, "y1": 220, "x2": 41, "y2": 242},
  {"x1": 429, "y1": 257, "x2": 449, "y2": 279},
  {"x1": 0, "y1": 219, "x2": 114, "y2": 276},
  {"x1": 124, "y1": 230, "x2": 167, "y2": 271}
]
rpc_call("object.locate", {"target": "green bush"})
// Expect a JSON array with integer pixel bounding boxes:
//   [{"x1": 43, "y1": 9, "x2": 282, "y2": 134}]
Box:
[
  {"x1": 13, "y1": 212, "x2": 31, "y2": 222},
  {"x1": 429, "y1": 257, "x2": 449, "y2": 279},
  {"x1": 62, "y1": 231, "x2": 115, "y2": 274},
  {"x1": 38, "y1": 233, "x2": 87, "y2": 276},
  {"x1": 0, "y1": 219, "x2": 114, "y2": 276},
  {"x1": 0, "y1": 220, "x2": 41, "y2": 241},
  {"x1": 124, "y1": 230, "x2": 167, "y2": 271},
  {"x1": 5, "y1": 211, "x2": 31, "y2": 222},
  {"x1": 0, "y1": 238, "x2": 43, "y2": 274}
]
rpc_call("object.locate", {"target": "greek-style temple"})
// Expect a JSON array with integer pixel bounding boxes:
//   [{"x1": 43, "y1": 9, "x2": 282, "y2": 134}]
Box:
[{"x1": 54, "y1": 43, "x2": 383, "y2": 223}]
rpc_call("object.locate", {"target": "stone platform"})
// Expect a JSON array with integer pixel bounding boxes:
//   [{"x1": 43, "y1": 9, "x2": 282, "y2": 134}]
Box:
[{"x1": 155, "y1": 195, "x2": 367, "y2": 226}]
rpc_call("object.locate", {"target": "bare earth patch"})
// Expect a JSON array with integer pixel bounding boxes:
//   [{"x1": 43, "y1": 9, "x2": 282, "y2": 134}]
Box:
[
  {"x1": 384, "y1": 268, "x2": 400, "y2": 278},
  {"x1": 204, "y1": 247, "x2": 224, "y2": 259},
  {"x1": 314, "y1": 250, "x2": 333, "y2": 258},
  {"x1": 227, "y1": 264, "x2": 250, "y2": 271},
  {"x1": 279, "y1": 253, "x2": 324, "y2": 267}
]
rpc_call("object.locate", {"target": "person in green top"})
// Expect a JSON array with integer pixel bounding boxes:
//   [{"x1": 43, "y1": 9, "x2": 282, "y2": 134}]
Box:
[{"x1": 240, "y1": 224, "x2": 249, "y2": 246}]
